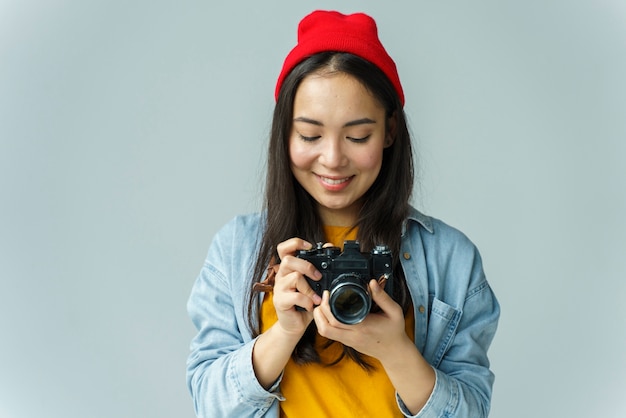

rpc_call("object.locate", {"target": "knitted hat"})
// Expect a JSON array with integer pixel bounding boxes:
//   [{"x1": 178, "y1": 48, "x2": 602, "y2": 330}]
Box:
[{"x1": 275, "y1": 10, "x2": 404, "y2": 106}]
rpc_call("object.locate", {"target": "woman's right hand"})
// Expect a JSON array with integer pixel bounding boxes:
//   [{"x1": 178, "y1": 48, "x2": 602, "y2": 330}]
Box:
[
  {"x1": 252, "y1": 238, "x2": 323, "y2": 389},
  {"x1": 272, "y1": 238, "x2": 323, "y2": 337}
]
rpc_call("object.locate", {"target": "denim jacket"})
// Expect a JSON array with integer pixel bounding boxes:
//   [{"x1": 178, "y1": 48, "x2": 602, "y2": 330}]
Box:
[{"x1": 186, "y1": 207, "x2": 500, "y2": 417}]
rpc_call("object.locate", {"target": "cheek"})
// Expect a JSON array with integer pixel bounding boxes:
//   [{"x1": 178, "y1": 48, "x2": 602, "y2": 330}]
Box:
[
  {"x1": 357, "y1": 148, "x2": 384, "y2": 172},
  {"x1": 288, "y1": 140, "x2": 311, "y2": 171}
]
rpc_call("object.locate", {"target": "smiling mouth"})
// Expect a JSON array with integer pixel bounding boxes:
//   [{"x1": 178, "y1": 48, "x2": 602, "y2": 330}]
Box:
[{"x1": 319, "y1": 175, "x2": 353, "y2": 185}]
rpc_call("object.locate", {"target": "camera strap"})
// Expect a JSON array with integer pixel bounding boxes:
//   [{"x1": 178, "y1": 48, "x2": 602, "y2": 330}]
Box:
[{"x1": 252, "y1": 256, "x2": 279, "y2": 293}]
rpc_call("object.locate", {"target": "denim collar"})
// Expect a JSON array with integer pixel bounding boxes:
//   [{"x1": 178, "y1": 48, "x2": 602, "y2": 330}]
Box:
[{"x1": 403, "y1": 206, "x2": 434, "y2": 235}]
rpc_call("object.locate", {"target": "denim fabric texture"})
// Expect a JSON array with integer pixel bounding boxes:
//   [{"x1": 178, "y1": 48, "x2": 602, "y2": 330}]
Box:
[{"x1": 186, "y1": 207, "x2": 500, "y2": 417}]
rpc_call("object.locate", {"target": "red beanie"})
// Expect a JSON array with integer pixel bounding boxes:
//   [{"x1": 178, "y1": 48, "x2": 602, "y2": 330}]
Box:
[{"x1": 275, "y1": 10, "x2": 405, "y2": 106}]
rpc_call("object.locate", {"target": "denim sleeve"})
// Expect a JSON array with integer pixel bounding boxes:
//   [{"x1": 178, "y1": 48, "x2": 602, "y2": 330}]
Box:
[
  {"x1": 186, "y1": 238, "x2": 284, "y2": 417},
  {"x1": 398, "y1": 226, "x2": 500, "y2": 418}
]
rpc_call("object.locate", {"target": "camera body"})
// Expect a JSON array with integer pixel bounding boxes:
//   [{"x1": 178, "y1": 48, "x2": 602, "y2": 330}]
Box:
[{"x1": 297, "y1": 240, "x2": 393, "y2": 325}]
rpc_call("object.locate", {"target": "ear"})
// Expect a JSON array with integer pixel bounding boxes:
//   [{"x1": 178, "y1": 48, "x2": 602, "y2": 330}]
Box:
[{"x1": 384, "y1": 111, "x2": 397, "y2": 148}]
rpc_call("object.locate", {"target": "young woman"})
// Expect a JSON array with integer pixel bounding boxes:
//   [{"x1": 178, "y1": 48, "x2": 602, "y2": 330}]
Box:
[{"x1": 187, "y1": 10, "x2": 499, "y2": 418}]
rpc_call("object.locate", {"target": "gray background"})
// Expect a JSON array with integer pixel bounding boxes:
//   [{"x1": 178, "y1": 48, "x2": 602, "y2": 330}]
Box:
[{"x1": 1, "y1": 1, "x2": 625, "y2": 417}]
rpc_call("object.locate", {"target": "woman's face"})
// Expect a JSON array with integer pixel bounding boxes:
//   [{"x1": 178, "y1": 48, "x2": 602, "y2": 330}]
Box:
[{"x1": 289, "y1": 72, "x2": 394, "y2": 226}]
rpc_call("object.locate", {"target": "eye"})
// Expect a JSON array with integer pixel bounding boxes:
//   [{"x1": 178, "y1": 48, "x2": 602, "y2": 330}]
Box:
[
  {"x1": 298, "y1": 134, "x2": 321, "y2": 142},
  {"x1": 347, "y1": 135, "x2": 371, "y2": 143}
]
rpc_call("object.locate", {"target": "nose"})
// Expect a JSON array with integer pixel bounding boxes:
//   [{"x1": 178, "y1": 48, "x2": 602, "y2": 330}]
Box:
[{"x1": 319, "y1": 137, "x2": 348, "y2": 168}]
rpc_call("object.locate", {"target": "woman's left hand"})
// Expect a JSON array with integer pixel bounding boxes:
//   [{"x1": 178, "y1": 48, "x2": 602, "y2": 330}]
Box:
[
  {"x1": 312, "y1": 279, "x2": 411, "y2": 362},
  {"x1": 314, "y1": 278, "x2": 436, "y2": 414}
]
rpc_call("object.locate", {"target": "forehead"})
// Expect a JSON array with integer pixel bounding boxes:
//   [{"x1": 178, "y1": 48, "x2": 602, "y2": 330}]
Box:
[{"x1": 293, "y1": 72, "x2": 384, "y2": 118}]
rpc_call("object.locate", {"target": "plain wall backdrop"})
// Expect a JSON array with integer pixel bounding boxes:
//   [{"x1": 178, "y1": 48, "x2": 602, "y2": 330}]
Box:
[{"x1": 1, "y1": 1, "x2": 625, "y2": 417}]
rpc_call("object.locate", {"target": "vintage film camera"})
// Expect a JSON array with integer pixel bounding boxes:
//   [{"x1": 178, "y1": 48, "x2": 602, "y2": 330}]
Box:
[{"x1": 297, "y1": 240, "x2": 393, "y2": 325}]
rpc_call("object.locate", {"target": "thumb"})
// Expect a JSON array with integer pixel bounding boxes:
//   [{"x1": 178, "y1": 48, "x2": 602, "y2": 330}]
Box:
[
  {"x1": 369, "y1": 279, "x2": 397, "y2": 313},
  {"x1": 369, "y1": 279, "x2": 404, "y2": 320}
]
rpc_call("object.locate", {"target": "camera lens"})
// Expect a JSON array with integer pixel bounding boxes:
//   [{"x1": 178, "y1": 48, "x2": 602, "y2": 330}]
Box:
[{"x1": 329, "y1": 274, "x2": 371, "y2": 325}]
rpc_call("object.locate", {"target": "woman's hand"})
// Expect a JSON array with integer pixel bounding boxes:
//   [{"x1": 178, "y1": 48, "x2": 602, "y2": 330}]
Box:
[
  {"x1": 312, "y1": 279, "x2": 410, "y2": 361},
  {"x1": 312, "y1": 279, "x2": 436, "y2": 414},
  {"x1": 252, "y1": 237, "x2": 323, "y2": 389},
  {"x1": 272, "y1": 238, "x2": 323, "y2": 337}
]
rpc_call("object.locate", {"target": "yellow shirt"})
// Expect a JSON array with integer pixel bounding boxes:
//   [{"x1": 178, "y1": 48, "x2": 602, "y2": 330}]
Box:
[{"x1": 260, "y1": 226, "x2": 415, "y2": 417}]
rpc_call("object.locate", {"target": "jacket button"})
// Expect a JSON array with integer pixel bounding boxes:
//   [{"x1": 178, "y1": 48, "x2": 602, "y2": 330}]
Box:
[
  {"x1": 418, "y1": 305, "x2": 425, "y2": 314},
  {"x1": 403, "y1": 252, "x2": 411, "y2": 260}
]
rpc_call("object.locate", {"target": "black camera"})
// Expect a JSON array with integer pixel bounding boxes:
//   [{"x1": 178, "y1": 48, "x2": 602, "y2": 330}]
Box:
[{"x1": 297, "y1": 240, "x2": 393, "y2": 325}]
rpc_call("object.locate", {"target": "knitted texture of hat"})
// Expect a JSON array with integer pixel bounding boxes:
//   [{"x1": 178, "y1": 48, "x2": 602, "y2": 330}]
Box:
[{"x1": 275, "y1": 10, "x2": 404, "y2": 106}]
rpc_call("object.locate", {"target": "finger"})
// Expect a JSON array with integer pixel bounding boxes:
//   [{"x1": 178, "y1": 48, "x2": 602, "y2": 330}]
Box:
[
  {"x1": 369, "y1": 279, "x2": 401, "y2": 317},
  {"x1": 315, "y1": 290, "x2": 348, "y2": 329},
  {"x1": 276, "y1": 238, "x2": 313, "y2": 260},
  {"x1": 277, "y1": 291, "x2": 319, "y2": 313},
  {"x1": 279, "y1": 255, "x2": 323, "y2": 283},
  {"x1": 294, "y1": 274, "x2": 322, "y2": 306},
  {"x1": 314, "y1": 291, "x2": 355, "y2": 343},
  {"x1": 274, "y1": 269, "x2": 322, "y2": 308},
  {"x1": 313, "y1": 291, "x2": 332, "y2": 330}
]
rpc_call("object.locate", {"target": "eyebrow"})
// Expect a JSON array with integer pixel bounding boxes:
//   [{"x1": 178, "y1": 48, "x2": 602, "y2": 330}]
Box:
[{"x1": 293, "y1": 117, "x2": 377, "y2": 127}]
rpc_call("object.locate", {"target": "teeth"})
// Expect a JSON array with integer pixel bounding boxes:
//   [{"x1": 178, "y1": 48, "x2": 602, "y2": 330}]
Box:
[{"x1": 321, "y1": 176, "x2": 350, "y2": 185}]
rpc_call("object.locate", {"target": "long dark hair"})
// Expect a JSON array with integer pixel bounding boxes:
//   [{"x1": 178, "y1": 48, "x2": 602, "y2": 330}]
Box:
[{"x1": 247, "y1": 52, "x2": 414, "y2": 369}]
